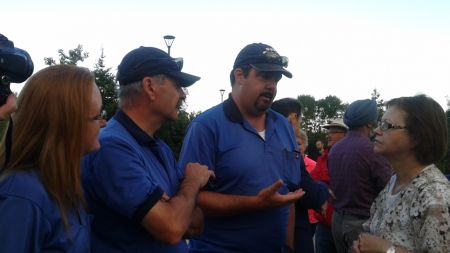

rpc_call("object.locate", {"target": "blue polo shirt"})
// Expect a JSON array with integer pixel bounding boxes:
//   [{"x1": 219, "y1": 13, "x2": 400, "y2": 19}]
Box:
[
  {"x1": 81, "y1": 109, "x2": 187, "y2": 253},
  {"x1": 0, "y1": 170, "x2": 91, "y2": 253},
  {"x1": 179, "y1": 96, "x2": 302, "y2": 253}
]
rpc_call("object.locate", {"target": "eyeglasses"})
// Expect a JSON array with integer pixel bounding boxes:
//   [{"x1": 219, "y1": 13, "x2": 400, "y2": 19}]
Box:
[
  {"x1": 378, "y1": 120, "x2": 408, "y2": 131},
  {"x1": 326, "y1": 131, "x2": 346, "y2": 136},
  {"x1": 134, "y1": 57, "x2": 183, "y2": 71},
  {"x1": 236, "y1": 53, "x2": 289, "y2": 68},
  {"x1": 91, "y1": 110, "x2": 107, "y2": 121}
]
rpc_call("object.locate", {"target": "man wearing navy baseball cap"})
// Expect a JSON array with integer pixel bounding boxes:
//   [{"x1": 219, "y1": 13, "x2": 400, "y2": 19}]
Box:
[
  {"x1": 82, "y1": 47, "x2": 215, "y2": 253},
  {"x1": 179, "y1": 43, "x2": 305, "y2": 252}
]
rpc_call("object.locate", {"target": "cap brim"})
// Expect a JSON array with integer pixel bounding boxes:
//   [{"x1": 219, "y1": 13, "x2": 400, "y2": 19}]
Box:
[
  {"x1": 250, "y1": 63, "x2": 293, "y2": 78},
  {"x1": 323, "y1": 124, "x2": 348, "y2": 130},
  {"x1": 166, "y1": 71, "x2": 201, "y2": 87}
]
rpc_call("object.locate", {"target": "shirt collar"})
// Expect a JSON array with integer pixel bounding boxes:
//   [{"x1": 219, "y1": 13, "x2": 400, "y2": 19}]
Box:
[
  {"x1": 223, "y1": 93, "x2": 278, "y2": 124},
  {"x1": 113, "y1": 109, "x2": 156, "y2": 145}
]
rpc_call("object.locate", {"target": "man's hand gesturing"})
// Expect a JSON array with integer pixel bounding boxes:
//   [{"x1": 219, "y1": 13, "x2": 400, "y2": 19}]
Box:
[{"x1": 254, "y1": 179, "x2": 305, "y2": 211}]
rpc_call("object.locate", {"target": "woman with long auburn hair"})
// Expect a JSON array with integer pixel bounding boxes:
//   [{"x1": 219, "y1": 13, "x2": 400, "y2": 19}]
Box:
[{"x1": 0, "y1": 65, "x2": 107, "y2": 252}]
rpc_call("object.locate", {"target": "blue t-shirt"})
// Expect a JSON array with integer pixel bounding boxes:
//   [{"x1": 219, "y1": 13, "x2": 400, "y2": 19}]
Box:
[
  {"x1": 0, "y1": 170, "x2": 91, "y2": 253},
  {"x1": 81, "y1": 109, "x2": 187, "y2": 253},
  {"x1": 178, "y1": 96, "x2": 302, "y2": 253}
]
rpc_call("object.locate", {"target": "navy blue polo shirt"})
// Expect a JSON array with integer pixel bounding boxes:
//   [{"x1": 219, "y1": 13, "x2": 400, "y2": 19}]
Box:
[
  {"x1": 0, "y1": 170, "x2": 91, "y2": 253},
  {"x1": 179, "y1": 95, "x2": 302, "y2": 253},
  {"x1": 81, "y1": 109, "x2": 187, "y2": 253}
]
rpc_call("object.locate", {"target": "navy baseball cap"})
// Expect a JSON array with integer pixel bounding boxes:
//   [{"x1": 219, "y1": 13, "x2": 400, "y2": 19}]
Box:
[
  {"x1": 233, "y1": 43, "x2": 292, "y2": 78},
  {"x1": 116, "y1": 46, "x2": 200, "y2": 87}
]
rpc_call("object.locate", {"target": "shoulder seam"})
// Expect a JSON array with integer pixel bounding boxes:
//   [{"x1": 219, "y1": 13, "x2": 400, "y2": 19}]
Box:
[{"x1": 2, "y1": 195, "x2": 52, "y2": 226}]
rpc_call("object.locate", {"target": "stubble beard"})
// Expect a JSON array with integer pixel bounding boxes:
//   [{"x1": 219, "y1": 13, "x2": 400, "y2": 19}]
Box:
[{"x1": 253, "y1": 92, "x2": 274, "y2": 113}]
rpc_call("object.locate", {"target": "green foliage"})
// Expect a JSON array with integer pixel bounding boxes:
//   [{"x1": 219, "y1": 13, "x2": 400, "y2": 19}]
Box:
[
  {"x1": 436, "y1": 106, "x2": 450, "y2": 174},
  {"x1": 371, "y1": 88, "x2": 385, "y2": 123},
  {"x1": 44, "y1": 46, "x2": 118, "y2": 121},
  {"x1": 155, "y1": 110, "x2": 201, "y2": 159},
  {"x1": 297, "y1": 94, "x2": 316, "y2": 133},
  {"x1": 44, "y1": 45, "x2": 89, "y2": 66},
  {"x1": 297, "y1": 94, "x2": 347, "y2": 148},
  {"x1": 0, "y1": 120, "x2": 8, "y2": 139},
  {"x1": 93, "y1": 48, "x2": 118, "y2": 121}
]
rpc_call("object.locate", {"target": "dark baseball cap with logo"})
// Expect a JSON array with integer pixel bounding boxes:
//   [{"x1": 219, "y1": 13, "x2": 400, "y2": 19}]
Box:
[
  {"x1": 116, "y1": 46, "x2": 200, "y2": 87},
  {"x1": 232, "y1": 43, "x2": 292, "y2": 78}
]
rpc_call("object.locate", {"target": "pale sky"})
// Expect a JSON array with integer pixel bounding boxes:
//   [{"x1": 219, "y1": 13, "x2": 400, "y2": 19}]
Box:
[{"x1": 3, "y1": 0, "x2": 450, "y2": 112}]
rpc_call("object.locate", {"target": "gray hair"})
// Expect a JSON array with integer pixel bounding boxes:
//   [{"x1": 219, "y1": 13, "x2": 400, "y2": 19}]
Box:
[
  {"x1": 296, "y1": 129, "x2": 308, "y2": 144},
  {"x1": 118, "y1": 74, "x2": 166, "y2": 108}
]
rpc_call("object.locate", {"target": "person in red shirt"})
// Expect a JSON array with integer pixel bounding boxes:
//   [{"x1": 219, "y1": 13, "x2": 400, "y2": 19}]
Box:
[{"x1": 310, "y1": 118, "x2": 348, "y2": 253}]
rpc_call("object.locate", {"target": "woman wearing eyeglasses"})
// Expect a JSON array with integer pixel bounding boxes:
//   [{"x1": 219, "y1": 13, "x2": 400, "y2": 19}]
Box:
[
  {"x1": 0, "y1": 65, "x2": 107, "y2": 253},
  {"x1": 351, "y1": 95, "x2": 450, "y2": 253}
]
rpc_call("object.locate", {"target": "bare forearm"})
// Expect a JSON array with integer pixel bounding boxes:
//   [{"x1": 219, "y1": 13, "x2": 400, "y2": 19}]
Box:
[
  {"x1": 168, "y1": 178, "x2": 203, "y2": 227},
  {"x1": 198, "y1": 191, "x2": 258, "y2": 217},
  {"x1": 285, "y1": 204, "x2": 295, "y2": 251},
  {"x1": 183, "y1": 207, "x2": 204, "y2": 239},
  {"x1": 353, "y1": 234, "x2": 413, "y2": 253},
  {"x1": 142, "y1": 179, "x2": 202, "y2": 245},
  {"x1": 198, "y1": 180, "x2": 305, "y2": 218}
]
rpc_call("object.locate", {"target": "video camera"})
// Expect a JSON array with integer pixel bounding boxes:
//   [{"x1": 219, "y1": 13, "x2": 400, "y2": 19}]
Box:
[{"x1": 0, "y1": 34, "x2": 34, "y2": 105}]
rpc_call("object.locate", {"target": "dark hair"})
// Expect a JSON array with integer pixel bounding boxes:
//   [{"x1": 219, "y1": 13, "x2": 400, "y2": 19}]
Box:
[
  {"x1": 229, "y1": 65, "x2": 252, "y2": 86},
  {"x1": 306, "y1": 143, "x2": 322, "y2": 162},
  {"x1": 270, "y1": 98, "x2": 302, "y2": 120},
  {"x1": 386, "y1": 94, "x2": 448, "y2": 165},
  {"x1": 348, "y1": 119, "x2": 377, "y2": 131}
]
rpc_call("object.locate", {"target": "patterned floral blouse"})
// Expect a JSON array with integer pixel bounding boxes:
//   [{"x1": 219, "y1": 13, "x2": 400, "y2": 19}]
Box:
[{"x1": 363, "y1": 164, "x2": 450, "y2": 253}]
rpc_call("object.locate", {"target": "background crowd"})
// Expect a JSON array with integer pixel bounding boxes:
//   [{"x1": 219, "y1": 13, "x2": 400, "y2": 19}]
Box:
[{"x1": 0, "y1": 41, "x2": 449, "y2": 253}]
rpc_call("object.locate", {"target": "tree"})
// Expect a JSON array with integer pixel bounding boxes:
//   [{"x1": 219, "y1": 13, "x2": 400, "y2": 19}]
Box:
[
  {"x1": 93, "y1": 48, "x2": 118, "y2": 120},
  {"x1": 44, "y1": 46, "x2": 118, "y2": 121},
  {"x1": 371, "y1": 88, "x2": 385, "y2": 123},
  {"x1": 436, "y1": 96, "x2": 450, "y2": 174},
  {"x1": 44, "y1": 45, "x2": 89, "y2": 66},
  {"x1": 155, "y1": 110, "x2": 202, "y2": 159},
  {"x1": 297, "y1": 94, "x2": 347, "y2": 149},
  {"x1": 316, "y1": 95, "x2": 347, "y2": 126},
  {"x1": 297, "y1": 95, "x2": 316, "y2": 133}
]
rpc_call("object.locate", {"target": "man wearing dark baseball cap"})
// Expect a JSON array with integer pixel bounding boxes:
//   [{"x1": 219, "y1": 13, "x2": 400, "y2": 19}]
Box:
[
  {"x1": 179, "y1": 43, "x2": 304, "y2": 252},
  {"x1": 82, "y1": 47, "x2": 215, "y2": 253}
]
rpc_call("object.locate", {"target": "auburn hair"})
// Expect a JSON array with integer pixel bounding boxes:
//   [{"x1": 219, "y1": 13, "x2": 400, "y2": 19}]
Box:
[{"x1": 0, "y1": 65, "x2": 93, "y2": 231}]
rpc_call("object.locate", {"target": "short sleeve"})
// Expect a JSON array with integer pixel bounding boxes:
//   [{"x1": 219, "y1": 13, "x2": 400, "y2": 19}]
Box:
[
  {"x1": 85, "y1": 142, "x2": 164, "y2": 221},
  {"x1": 413, "y1": 184, "x2": 450, "y2": 252},
  {"x1": 0, "y1": 196, "x2": 51, "y2": 253},
  {"x1": 179, "y1": 121, "x2": 216, "y2": 173}
]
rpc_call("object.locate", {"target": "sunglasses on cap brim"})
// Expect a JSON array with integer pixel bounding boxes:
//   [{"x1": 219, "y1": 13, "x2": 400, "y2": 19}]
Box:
[
  {"x1": 133, "y1": 57, "x2": 183, "y2": 71},
  {"x1": 236, "y1": 54, "x2": 289, "y2": 68}
]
